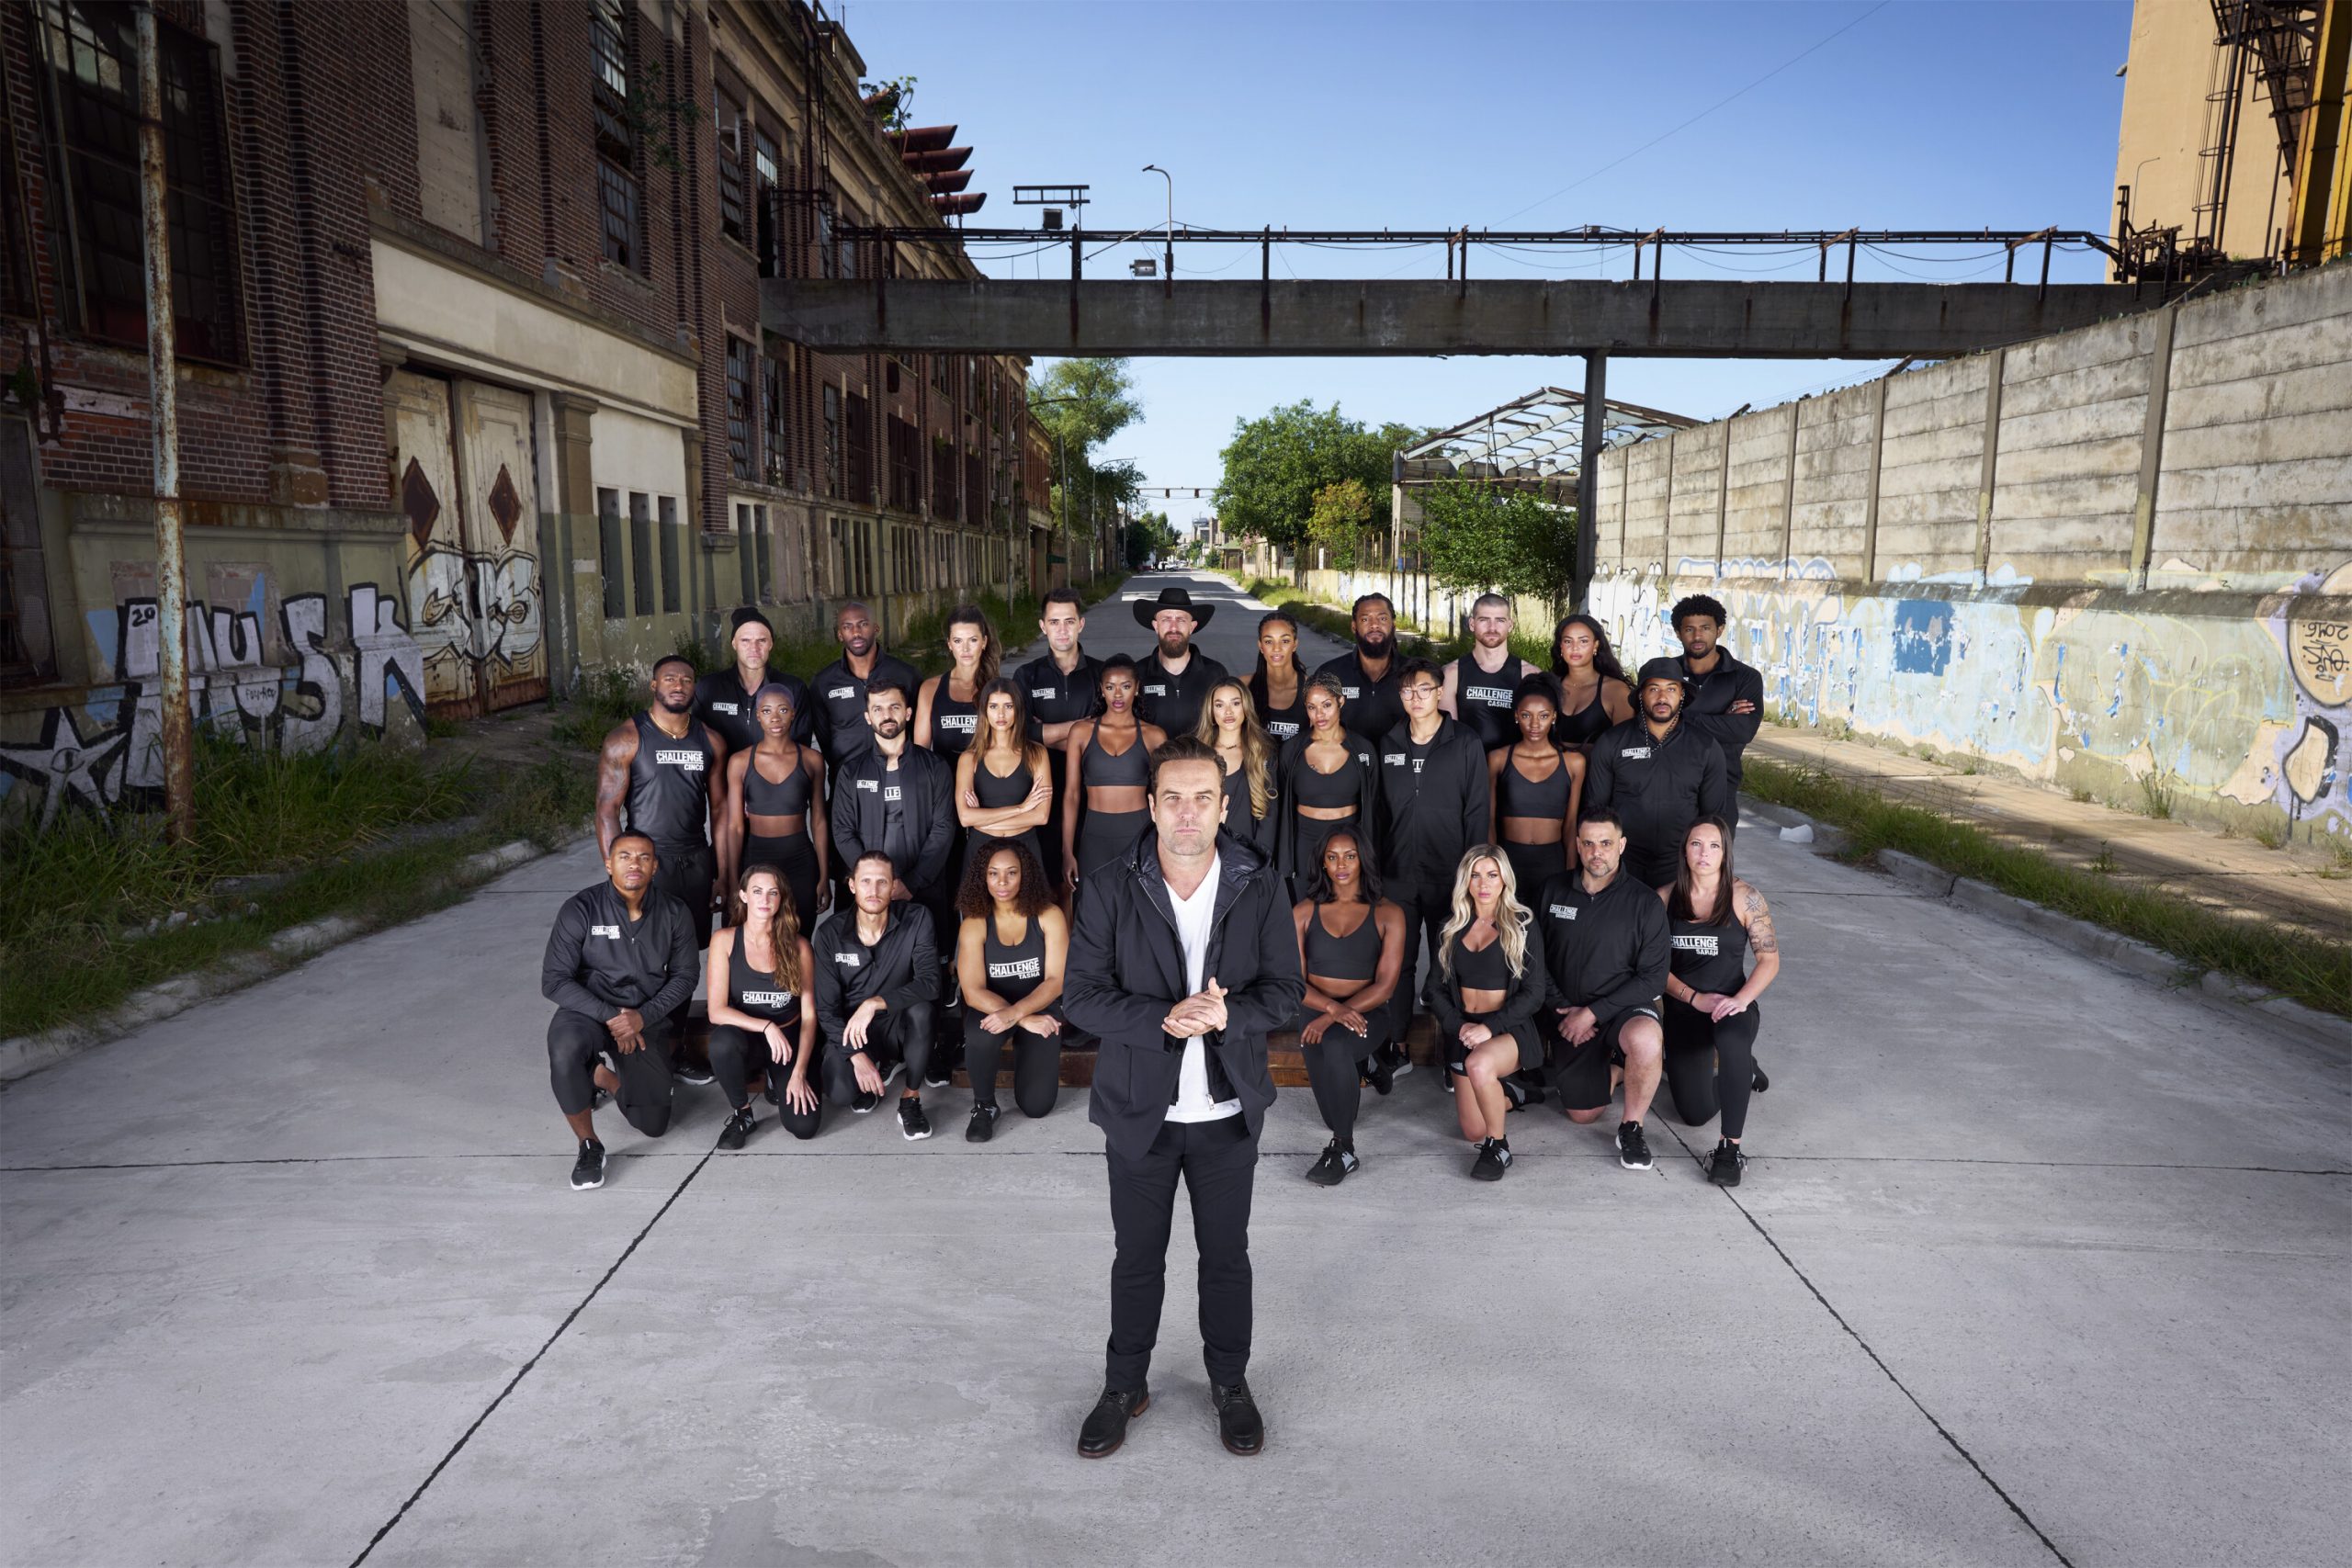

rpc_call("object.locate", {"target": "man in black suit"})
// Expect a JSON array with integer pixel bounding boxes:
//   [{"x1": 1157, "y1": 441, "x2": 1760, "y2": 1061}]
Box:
[{"x1": 1062, "y1": 735, "x2": 1305, "y2": 1460}]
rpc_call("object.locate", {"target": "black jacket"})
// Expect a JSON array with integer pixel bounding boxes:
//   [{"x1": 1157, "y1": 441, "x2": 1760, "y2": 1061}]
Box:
[
  {"x1": 810, "y1": 899, "x2": 938, "y2": 1046},
  {"x1": 831, "y1": 744, "x2": 957, "y2": 897},
  {"x1": 809, "y1": 651, "x2": 922, "y2": 772},
  {"x1": 1420, "y1": 921, "x2": 1548, "y2": 1042},
  {"x1": 540, "y1": 881, "x2": 701, "y2": 1029},
  {"x1": 694, "y1": 667, "x2": 814, "y2": 754},
  {"x1": 1532, "y1": 868, "x2": 1670, "y2": 1028},
  {"x1": 1679, "y1": 649, "x2": 1764, "y2": 789},
  {"x1": 1134, "y1": 648, "x2": 1231, "y2": 738},
  {"x1": 1583, "y1": 716, "x2": 1733, "y2": 887},
  {"x1": 1272, "y1": 728, "x2": 1379, "y2": 885},
  {"x1": 1014, "y1": 650, "x2": 1104, "y2": 740},
  {"x1": 1372, "y1": 715, "x2": 1491, "y2": 890},
  {"x1": 1313, "y1": 650, "x2": 1404, "y2": 747},
  {"x1": 1062, "y1": 829, "x2": 1306, "y2": 1162}
]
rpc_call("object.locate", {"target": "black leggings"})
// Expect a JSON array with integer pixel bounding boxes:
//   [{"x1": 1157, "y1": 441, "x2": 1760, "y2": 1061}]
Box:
[
  {"x1": 963, "y1": 1008, "x2": 1061, "y2": 1119},
  {"x1": 819, "y1": 1001, "x2": 937, "y2": 1106},
  {"x1": 1295, "y1": 1006, "x2": 1389, "y2": 1143},
  {"x1": 547, "y1": 1010, "x2": 673, "y2": 1137},
  {"x1": 707, "y1": 1020, "x2": 821, "y2": 1131},
  {"x1": 1661, "y1": 999, "x2": 1761, "y2": 1140}
]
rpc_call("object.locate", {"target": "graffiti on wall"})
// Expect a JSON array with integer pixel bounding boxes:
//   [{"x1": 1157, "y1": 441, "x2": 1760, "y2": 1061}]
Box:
[{"x1": 0, "y1": 585, "x2": 427, "y2": 827}]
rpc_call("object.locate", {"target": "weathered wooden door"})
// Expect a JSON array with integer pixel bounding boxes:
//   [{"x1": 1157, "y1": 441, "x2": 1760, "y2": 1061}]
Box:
[
  {"x1": 450, "y1": 380, "x2": 547, "y2": 709},
  {"x1": 385, "y1": 368, "x2": 477, "y2": 716}
]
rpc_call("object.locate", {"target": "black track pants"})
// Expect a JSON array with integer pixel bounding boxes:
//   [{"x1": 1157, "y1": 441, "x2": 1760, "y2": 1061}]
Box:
[
  {"x1": 547, "y1": 1009, "x2": 673, "y2": 1137},
  {"x1": 963, "y1": 1009, "x2": 1061, "y2": 1118},
  {"x1": 819, "y1": 1001, "x2": 936, "y2": 1105},
  {"x1": 1661, "y1": 999, "x2": 1761, "y2": 1140},
  {"x1": 1385, "y1": 881, "x2": 1454, "y2": 1044}
]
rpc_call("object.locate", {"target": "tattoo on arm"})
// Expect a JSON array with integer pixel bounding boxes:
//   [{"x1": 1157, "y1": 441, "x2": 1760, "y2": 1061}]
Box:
[{"x1": 1744, "y1": 885, "x2": 1779, "y2": 956}]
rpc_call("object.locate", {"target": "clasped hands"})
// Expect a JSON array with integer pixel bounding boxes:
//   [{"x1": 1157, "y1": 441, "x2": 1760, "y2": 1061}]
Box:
[{"x1": 1162, "y1": 979, "x2": 1228, "y2": 1041}]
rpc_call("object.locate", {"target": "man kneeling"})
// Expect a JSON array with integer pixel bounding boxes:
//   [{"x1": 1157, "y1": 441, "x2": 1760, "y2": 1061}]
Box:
[
  {"x1": 812, "y1": 852, "x2": 941, "y2": 1138},
  {"x1": 541, "y1": 832, "x2": 702, "y2": 1190}
]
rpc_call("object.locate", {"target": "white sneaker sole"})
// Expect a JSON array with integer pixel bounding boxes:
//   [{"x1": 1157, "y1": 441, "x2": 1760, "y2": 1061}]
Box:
[{"x1": 571, "y1": 1168, "x2": 605, "y2": 1190}]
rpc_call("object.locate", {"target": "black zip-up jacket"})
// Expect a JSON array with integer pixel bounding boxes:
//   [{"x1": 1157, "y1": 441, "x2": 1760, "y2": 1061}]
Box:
[
  {"x1": 1313, "y1": 650, "x2": 1404, "y2": 749},
  {"x1": 1532, "y1": 868, "x2": 1671, "y2": 1028},
  {"x1": 1679, "y1": 649, "x2": 1765, "y2": 789},
  {"x1": 1372, "y1": 715, "x2": 1491, "y2": 890},
  {"x1": 694, "y1": 667, "x2": 814, "y2": 754},
  {"x1": 1583, "y1": 716, "x2": 1733, "y2": 887},
  {"x1": 810, "y1": 899, "x2": 938, "y2": 1047},
  {"x1": 1420, "y1": 923, "x2": 1547, "y2": 1041},
  {"x1": 1134, "y1": 648, "x2": 1231, "y2": 738},
  {"x1": 540, "y1": 881, "x2": 701, "y2": 1028},
  {"x1": 831, "y1": 743, "x2": 957, "y2": 897},
  {"x1": 1014, "y1": 650, "x2": 1104, "y2": 742},
  {"x1": 1272, "y1": 728, "x2": 1379, "y2": 885},
  {"x1": 808, "y1": 651, "x2": 922, "y2": 772},
  {"x1": 1062, "y1": 829, "x2": 1306, "y2": 1162}
]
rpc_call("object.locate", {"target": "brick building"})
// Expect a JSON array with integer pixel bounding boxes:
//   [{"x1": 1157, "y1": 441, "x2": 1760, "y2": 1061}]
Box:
[{"x1": 0, "y1": 0, "x2": 1072, "y2": 819}]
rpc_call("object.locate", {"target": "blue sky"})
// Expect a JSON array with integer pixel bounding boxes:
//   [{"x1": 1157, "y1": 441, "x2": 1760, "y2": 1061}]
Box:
[{"x1": 843, "y1": 0, "x2": 2134, "y2": 522}]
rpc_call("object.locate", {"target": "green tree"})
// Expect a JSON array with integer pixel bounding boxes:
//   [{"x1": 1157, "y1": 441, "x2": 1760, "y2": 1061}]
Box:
[
  {"x1": 1305, "y1": 478, "x2": 1375, "y2": 572},
  {"x1": 1125, "y1": 509, "x2": 1180, "y2": 569},
  {"x1": 1418, "y1": 479, "x2": 1580, "y2": 612},
  {"x1": 1214, "y1": 400, "x2": 1417, "y2": 559},
  {"x1": 1029, "y1": 359, "x2": 1144, "y2": 538}
]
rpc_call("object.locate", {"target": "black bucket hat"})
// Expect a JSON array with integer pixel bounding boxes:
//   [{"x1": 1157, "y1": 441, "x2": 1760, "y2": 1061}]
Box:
[
  {"x1": 1131, "y1": 584, "x2": 1216, "y2": 630},
  {"x1": 1634, "y1": 656, "x2": 1690, "y2": 689}
]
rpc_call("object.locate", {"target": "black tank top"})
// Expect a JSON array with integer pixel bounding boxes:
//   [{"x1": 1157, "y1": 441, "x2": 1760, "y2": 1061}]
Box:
[
  {"x1": 1450, "y1": 931, "x2": 1511, "y2": 993},
  {"x1": 1669, "y1": 903, "x2": 1752, "y2": 994},
  {"x1": 930, "y1": 677, "x2": 981, "y2": 758},
  {"x1": 741, "y1": 747, "x2": 812, "y2": 818},
  {"x1": 1084, "y1": 724, "x2": 1149, "y2": 788},
  {"x1": 981, "y1": 912, "x2": 1046, "y2": 1004},
  {"x1": 1304, "y1": 903, "x2": 1381, "y2": 982},
  {"x1": 1293, "y1": 742, "x2": 1363, "y2": 810},
  {"x1": 972, "y1": 749, "x2": 1035, "y2": 810},
  {"x1": 727, "y1": 931, "x2": 797, "y2": 1022},
  {"x1": 1553, "y1": 677, "x2": 1614, "y2": 746},
  {"x1": 628, "y1": 712, "x2": 715, "y2": 848},
  {"x1": 1453, "y1": 655, "x2": 1522, "y2": 750},
  {"x1": 1221, "y1": 763, "x2": 1259, "y2": 830},
  {"x1": 1249, "y1": 671, "x2": 1306, "y2": 741},
  {"x1": 1496, "y1": 750, "x2": 1571, "y2": 820}
]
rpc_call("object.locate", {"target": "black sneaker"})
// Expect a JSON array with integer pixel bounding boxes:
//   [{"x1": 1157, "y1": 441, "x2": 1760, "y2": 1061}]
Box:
[
  {"x1": 1617, "y1": 1120, "x2": 1655, "y2": 1170},
  {"x1": 673, "y1": 1060, "x2": 714, "y2": 1087},
  {"x1": 852, "y1": 1089, "x2": 880, "y2": 1114},
  {"x1": 1382, "y1": 1042, "x2": 1415, "y2": 1080},
  {"x1": 1077, "y1": 1385, "x2": 1148, "y2": 1459},
  {"x1": 718, "y1": 1105, "x2": 755, "y2": 1151},
  {"x1": 1470, "y1": 1137, "x2": 1511, "y2": 1180},
  {"x1": 899, "y1": 1097, "x2": 933, "y2": 1141},
  {"x1": 1363, "y1": 1056, "x2": 1396, "y2": 1096},
  {"x1": 761, "y1": 1075, "x2": 780, "y2": 1106},
  {"x1": 569, "y1": 1139, "x2": 606, "y2": 1190},
  {"x1": 1752, "y1": 1062, "x2": 1770, "y2": 1094},
  {"x1": 1305, "y1": 1139, "x2": 1358, "y2": 1186},
  {"x1": 1211, "y1": 1380, "x2": 1264, "y2": 1456},
  {"x1": 923, "y1": 1055, "x2": 952, "y2": 1089},
  {"x1": 966, "y1": 1102, "x2": 1000, "y2": 1144},
  {"x1": 1709, "y1": 1139, "x2": 1747, "y2": 1187}
]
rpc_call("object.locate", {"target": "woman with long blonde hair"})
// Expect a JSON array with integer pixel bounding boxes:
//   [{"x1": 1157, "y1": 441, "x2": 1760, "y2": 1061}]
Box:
[
  {"x1": 1423, "y1": 846, "x2": 1546, "y2": 1180},
  {"x1": 1196, "y1": 676, "x2": 1277, "y2": 854},
  {"x1": 705, "y1": 863, "x2": 821, "y2": 1147}
]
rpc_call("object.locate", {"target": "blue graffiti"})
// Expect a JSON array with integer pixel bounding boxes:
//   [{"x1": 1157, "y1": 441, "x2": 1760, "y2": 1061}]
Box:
[{"x1": 1891, "y1": 600, "x2": 1953, "y2": 677}]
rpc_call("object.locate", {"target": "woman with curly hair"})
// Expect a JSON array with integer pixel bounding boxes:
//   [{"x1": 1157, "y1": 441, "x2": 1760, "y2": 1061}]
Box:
[{"x1": 954, "y1": 839, "x2": 1069, "y2": 1141}]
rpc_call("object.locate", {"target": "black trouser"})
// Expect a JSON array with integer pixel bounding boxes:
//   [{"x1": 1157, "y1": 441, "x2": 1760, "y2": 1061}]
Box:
[
  {"x1": 1106, "y1": 1113, "x2": 1259, "y2": 1392},
  {"x1": 1295, "y1": 1005, "x2": 1388, "y2": 1144},
  {"x1": 1661, "y1": 999, "x2": 1761, "y2": 1140},
  {"x1": 741, "y1": 832, "x2": 820, "y2": 935},
  {"x1": 706, "y1": 1021, "x2": 821, "y2": 1138},
  {"x1": 963, "y1": 1008, "x2": 1061, "y2": 1118},
  {"x1": 547, "y1": 1009, "x2": 673, "y2": 1137},
  {"x1": 819, "y1": 1001, "x2": 937, "y2": 1106},
  {"x1": 1385, "y1": 879, "x2": 1454, "y2": 1045},
  {"x1": 651, "y1": 841, "x2": 716, "y2": 941}
]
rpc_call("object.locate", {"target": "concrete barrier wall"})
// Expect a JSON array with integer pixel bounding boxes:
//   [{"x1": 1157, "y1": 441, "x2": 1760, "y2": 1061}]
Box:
[{"x1": 1586, "y1": 262, "x2": 2352, "y2": 845}]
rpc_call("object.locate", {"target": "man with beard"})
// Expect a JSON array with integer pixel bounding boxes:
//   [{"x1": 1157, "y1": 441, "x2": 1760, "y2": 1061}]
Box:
[
  {"x1": 1583, "y1": 659, "x2": 1733, "y2": 889},
  {"x1": 1131, "y1": 585, "x2": 1230, "y2": 739},
  {"x1": 1313, "y1": 594, "x2": 1405, "y2": 744},
  {"x1": 1440, "y1": 592, "x2": 1538, "y2": 750},
  {"x1": 1013, "y1": 587, "x2": 1103, "y2": 889},
  {"x1": 1534, "y1": 808, "x2": 1672, "y2": 1172},
  {"x1": 809, "y1": 602, "x2": 922, "y2": 776},
  {"x1": 831, "y1": 678, "x2": 959, "y2": 946},
  {"x1": 594, "y1": 654, "x2": 729, "y2": 941},
  {"x1": 695, "y1": 607, "x2": 814, "y2": 757},
  {"x1": 1670, "y1": 593, "x2": 1766, "y2": 793}
]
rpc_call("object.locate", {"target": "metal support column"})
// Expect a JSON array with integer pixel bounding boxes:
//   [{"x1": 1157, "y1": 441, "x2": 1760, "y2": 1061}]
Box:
[
  {"x1": 137, "y1": 4, "x2": 193, "y2": 841},
  {"x1": 1574, "y1": 351, "x2": 1607, "y2": 611}
]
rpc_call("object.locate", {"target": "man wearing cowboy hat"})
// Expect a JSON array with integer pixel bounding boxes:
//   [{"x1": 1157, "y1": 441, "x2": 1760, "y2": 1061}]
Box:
[{"x1": 1130, "y1": 585, "x2": 1231, "y2": 739}]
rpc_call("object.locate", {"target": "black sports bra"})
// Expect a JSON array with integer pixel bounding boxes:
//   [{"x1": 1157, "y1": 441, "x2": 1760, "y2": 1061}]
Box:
[
  {"x1": 1496, "y1": 751, "x2": 1571, "y2": 820},
  {"x1": 1553, "y1": 678, "x2": 1615, "y2": 746},
  {"x1": 741, "y1": 749, "x2": 813, "y2": 817},
  {"x1": 1304, "y1": 903, "x2": 1381, "y2": 982},
  {"x1": 972, "y1": 750, "x2": 1035, "y2": 809},
  {"x1": 1293, "y1": 743, "x2": 1363, "y2": 809},
  {"x1": 1450, "y1": 931, "x2": 1511, "y2": 992},
  {"x1": 1083, "y1": 724, "x2": 1150, "y2": 788}
]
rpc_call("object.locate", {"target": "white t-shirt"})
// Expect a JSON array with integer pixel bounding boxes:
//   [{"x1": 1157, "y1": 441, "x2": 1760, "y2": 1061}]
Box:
[{"x1": 1163, "y1": 855, "x2": 1239, "y2": 1122}]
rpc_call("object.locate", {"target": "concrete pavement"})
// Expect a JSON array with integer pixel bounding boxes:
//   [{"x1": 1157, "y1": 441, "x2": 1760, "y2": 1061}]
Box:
[{"x1": 4, "y1": 572, "x2": 2347, "y2": 1567}]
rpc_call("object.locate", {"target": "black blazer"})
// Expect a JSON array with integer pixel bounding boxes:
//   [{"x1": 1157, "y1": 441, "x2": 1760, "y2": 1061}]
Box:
[{"x1": 1062, "y1": 829, "x2": 1306, "y2": 1162}]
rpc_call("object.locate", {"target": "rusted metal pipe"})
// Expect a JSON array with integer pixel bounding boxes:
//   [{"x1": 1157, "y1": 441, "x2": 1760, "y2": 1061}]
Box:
[{"x1": 137, "y1": 2, "x2": 194, "y2": 844}]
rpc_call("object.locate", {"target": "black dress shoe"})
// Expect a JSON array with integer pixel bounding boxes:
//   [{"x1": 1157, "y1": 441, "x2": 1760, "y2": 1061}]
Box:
[
  {"x1": 1077, "y1": 1385, "x2": 1148, "y2": 1458},
  {"x1": 1211, "y1": 1380, "x2": 1263, "y2": 1455}
]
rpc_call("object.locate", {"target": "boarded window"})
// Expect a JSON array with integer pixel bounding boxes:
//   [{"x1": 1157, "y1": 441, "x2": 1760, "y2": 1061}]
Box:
[
  {"x1": 844, "y1": 392, "x2": 871, "y2": 502},
  {"x1": 597, "y1": 487, "x2": 626, "y2": 618},
  {"x1": 629, "y1": 491, "x2": 654, "y2": 616},
  {"x1": 724, "y1": 337, "x2": 753, "y2": 481},
  {"x1": 761, "y1": 355, "x2": 786, "y2": 485},
  {"x1": 822, "y1": 384, "x2": 842, "y2": 500},
  {"x1": 658, "y1": 495, "x2": 681, "y2": 614},
  {"x1": 407, "y1": 0, "x2": 483, "y2": 243}
]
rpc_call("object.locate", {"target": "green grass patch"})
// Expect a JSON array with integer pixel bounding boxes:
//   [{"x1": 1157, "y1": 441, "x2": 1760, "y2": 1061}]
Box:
[{"x1": 1743, "y1": 757, "x2": 2351, "y2": 1019}]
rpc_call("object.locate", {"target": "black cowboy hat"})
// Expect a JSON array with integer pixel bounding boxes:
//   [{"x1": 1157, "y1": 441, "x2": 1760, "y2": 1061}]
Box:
[{"x1": 1130, "y1": 584, "x2": 1216, "y2": 629}]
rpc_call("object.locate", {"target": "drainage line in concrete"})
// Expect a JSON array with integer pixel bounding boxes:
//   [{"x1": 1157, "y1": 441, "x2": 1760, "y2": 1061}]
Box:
[
  {"x1": 347, "y1": 1143, "x2": 720, "y2": 1567},
  {"x1": 1656, "y1": 1122, "x2": 2079, "y2": 1568}
]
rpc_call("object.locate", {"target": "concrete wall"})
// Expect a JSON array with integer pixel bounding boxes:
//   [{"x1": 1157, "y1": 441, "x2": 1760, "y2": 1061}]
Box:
[{"x1": 1588, "y1": 262, "x2": 2352, "y2": 846}]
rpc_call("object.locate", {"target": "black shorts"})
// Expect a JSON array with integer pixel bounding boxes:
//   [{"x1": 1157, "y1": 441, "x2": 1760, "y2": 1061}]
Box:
[{"x1": 1547, "y1": 1006, "x2": 1659, "y2": 1112}]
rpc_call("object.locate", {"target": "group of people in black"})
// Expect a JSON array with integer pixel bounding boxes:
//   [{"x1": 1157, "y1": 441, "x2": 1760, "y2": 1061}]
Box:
[{"x1": 537, "y1": 579, "x2": 1786, "y2": 1457}]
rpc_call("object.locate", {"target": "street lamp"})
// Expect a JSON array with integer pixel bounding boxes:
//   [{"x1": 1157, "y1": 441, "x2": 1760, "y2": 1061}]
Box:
[{"x1": 1142, "y1": 164, "x2": 1173, "y2": 282}]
